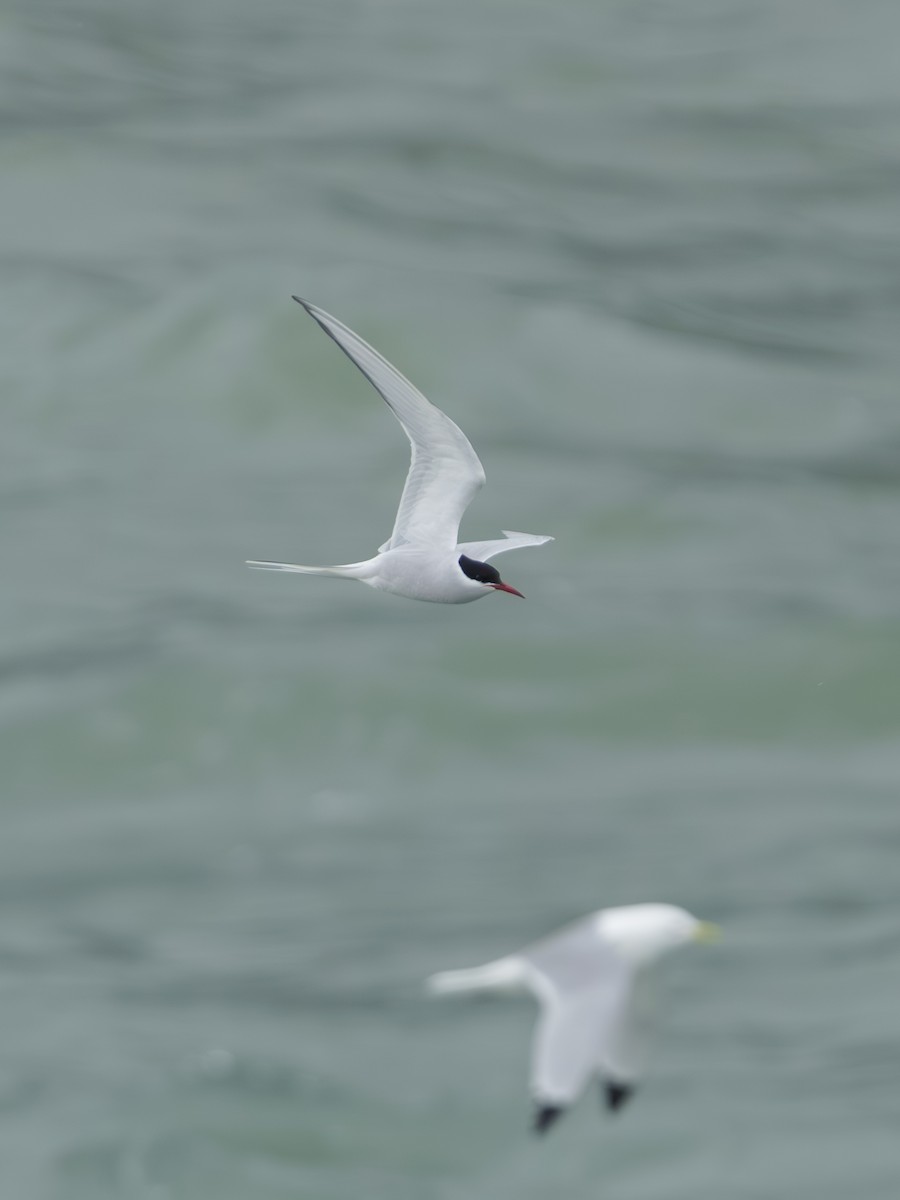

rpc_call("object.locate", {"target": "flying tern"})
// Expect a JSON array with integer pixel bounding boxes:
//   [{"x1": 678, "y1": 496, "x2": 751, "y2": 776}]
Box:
[
  {"x1": 247, "y1": 298, "x2": 553, "y2": 603},
  {"x1": 427, "y1": 903, "x2": 719, "y2": 1134}
]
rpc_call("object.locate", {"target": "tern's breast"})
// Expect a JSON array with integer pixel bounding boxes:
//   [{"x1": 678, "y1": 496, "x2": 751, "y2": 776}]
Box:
[{"x1": 369, "y1": 549, "x2": 484, "y2": 603}]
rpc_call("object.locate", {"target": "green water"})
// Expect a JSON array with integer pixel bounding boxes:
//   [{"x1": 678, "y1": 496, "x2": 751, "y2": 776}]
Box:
[{"x1": 4, "y1": 0, "x2": 900, "y2": 1195}]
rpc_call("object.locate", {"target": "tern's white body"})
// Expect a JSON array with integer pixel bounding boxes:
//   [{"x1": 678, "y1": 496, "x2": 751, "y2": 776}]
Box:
[
  {"x1": 250, "y1": 534, "x2": 549, "y2": 604},
  {"x1": 333, "y1": 545, "x2": 510, "y2": 605},
  {"x1": 248, "y1": 299, "x2": 553, "y2": 603},
  {"x1": 427, "y1": 903, "x2": 717, "y2": 1133}
]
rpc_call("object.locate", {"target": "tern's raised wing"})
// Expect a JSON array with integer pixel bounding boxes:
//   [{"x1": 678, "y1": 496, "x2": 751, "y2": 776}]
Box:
[
  {"x1": 294, "y1": 298, "x2": 486, "y2": 551},
  {"x1": 457, "y1": 530, "x2": 554, "y2": 562},
  {"x1": 523, "y1": 916, "x2": 631, "y2": 1106}
]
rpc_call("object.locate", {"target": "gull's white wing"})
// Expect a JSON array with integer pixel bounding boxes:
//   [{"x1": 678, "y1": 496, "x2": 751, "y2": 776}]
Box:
[
  {"x1": 294, "y1": 298, "x2": 486, "y2": 551},
  {"x1": 598, "y1": 968, "x2": 651, "y2": 1084},
  {"x1": 530, "y1": 991, "x2": 615, "y2": 1105},
  {"x1": 523, "y1": 916, "x2": 631, "y2": 1106},
  {"x1": 457, "y1": 530, "x2": 554, "y2": 562}
]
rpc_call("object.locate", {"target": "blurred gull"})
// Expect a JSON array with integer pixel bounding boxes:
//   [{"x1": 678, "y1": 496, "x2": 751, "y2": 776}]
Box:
[
  {"x1": 248, "y1": 298, "x2": 552, "y2": 603},
  {"x1": 427, "y1": 903, "x2": 719, "y2": 1134}
]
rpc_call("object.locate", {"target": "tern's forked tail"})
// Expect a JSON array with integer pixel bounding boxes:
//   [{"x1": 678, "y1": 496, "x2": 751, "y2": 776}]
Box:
[{"x1": 245, "y1": 558, "x2": 375, "y2": 579}]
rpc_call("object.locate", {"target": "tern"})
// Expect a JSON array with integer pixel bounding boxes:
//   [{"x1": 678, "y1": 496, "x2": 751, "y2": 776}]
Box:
[
  {"x1": 427, "y1": 903, "x2": 719, "y2": 1134},
  {"x1": 247, "y1": 298, "x2": 553, "y2": 603}
]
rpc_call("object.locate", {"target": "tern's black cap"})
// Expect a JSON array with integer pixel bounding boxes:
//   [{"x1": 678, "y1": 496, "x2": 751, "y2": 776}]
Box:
[{"x1": 458, "y1": 554, "x2": 501, "y2": 585}]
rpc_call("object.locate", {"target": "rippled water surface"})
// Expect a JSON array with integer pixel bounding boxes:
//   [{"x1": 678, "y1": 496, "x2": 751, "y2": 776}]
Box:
[{"x1": 4, "y1": 0, "x2": 900, "y2": 1196}]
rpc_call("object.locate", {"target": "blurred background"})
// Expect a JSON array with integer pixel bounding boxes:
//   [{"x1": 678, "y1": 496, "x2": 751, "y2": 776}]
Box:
[{"x1": 4, "y1": 0, "x2": 900, "y2": 1196}]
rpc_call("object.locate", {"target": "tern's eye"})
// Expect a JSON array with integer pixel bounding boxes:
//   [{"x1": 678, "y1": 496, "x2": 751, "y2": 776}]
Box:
[{"x1": 458, "y1": 555, "x2": 500, "y2": 585}]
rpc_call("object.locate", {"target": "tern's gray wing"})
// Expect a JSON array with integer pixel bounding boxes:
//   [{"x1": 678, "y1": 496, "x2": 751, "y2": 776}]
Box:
[
  {"x1": 294, "y1": 298, "x2": 485, "y2": 551},
  {"x1": 457, "y1": 530, "x2": 554, "y2": 562},
  {"x1": 523, "y1": 916, "x2": 631, "y2": 1106}
]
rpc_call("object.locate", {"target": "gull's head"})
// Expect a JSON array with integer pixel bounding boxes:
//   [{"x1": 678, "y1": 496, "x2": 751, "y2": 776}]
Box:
[
  {"x1": 458, "y1": 554, "x2": 524, "y2": 598},
  {"x1": 598, "y1": 903, "x2": 720, "y2": 966}
]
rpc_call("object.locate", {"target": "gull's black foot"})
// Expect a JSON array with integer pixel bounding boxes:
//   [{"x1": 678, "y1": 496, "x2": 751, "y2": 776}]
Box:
[
  {"x1": 533, "y1": 1104, "x2": 565, "y2": 1135},
  {"x1": 604, "y1": 1081, "x2": 635, "y2": 1112}
]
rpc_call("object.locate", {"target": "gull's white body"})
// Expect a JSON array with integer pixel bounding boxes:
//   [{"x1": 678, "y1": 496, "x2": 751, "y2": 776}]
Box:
[
  {"x1": 427, "y1": 903, "x2": 714, "y2": 1131},
  {"x1": 248, "y1": 299, "x2": 553, "y2": 603}
]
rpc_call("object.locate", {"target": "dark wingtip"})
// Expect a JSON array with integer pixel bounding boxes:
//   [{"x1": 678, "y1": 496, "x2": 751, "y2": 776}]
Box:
[
  {"x1": 291, "y1": 295, "x2": 309, "y2": 309},
  {"x1": 604, "y1": 1082, "x2": 635, "y2": 1113},
  {"x1": 533, "y1": 1104, "x2": 565, "y2": 1135}
]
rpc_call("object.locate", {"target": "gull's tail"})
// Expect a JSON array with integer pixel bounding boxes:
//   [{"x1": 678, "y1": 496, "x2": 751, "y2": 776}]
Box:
[
  {"x1": 246, "y1": 558, "x2": 374, "y2": 578},
  {"x1": 426, "y1": 956, "x2": 528, "y2": 997}
]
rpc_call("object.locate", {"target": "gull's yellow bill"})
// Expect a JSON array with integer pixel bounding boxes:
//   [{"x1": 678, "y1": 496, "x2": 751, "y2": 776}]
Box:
[{"x1": 694, "y1": 921, "x2": 722, "y2": 944}]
